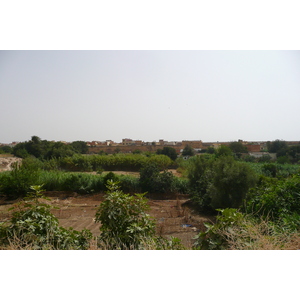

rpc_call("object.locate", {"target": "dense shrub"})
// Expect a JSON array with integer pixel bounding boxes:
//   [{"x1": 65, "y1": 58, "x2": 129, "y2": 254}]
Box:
[
  {"x1": 156, "y1": 147, "x2": 178, "y2": 161},
  {"x1": 54, "y1": 153, "x2": 172, "y2": 172},
  {"x1": 258, "y1": 154, "x2": 272, "y2": 163},
  {"x1": 0, "y1": 186, "x2": 92, "y2": 249},
  {"x1": 118, "y1": 175, "x2": 140, "y2": 193},
  {"x1": 193, "y1": 208, "x2": 245, "y2": 250},
  {"x1": 245, "y1": 173, "x2": 300, "y2": 226},
  {"x1": 182, "y1": 145, "x2": 195, "y2": 156},
  {"x1": 0, "y1": 159, "x2": 40, "y2": 199},
  {"x1": 261, "y1": 163, "x2": 277, "y2": 177},
  {"x1": 192, "y1": 208, "x2": 297, "y2": 250},
  {"x1": 208, "y1": 156, "x2": 257, "y2": 209},
  {"x1": 139, "y1": 162, "x2": 175, "y2": 193},
  {"x1": 95, "y1": 181, "x2": 156, "y2": 249},
  {"x1": 246, "y1": 162, "x2": 300, "y2": 178},
  {"x1": 0, "y1": 146, "x2": 12, "y2": 154},
  {"x1": 172, "y1": 177, "x2": 190, "y2": 194},
  {"x1": 188, "y1": 155, "x2": 257, "y2": 212},
  {"x1": 103, "y1": 172, "x2": 118, "y2": 188},
  {"x1": 61, "y1": 173, "x2": 97, "y2": 194}
]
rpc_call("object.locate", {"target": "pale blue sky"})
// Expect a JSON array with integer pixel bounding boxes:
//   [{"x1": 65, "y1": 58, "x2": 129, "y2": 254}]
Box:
[{"x1": 1, "y1": 50, "x2": 300, "y2": 144}]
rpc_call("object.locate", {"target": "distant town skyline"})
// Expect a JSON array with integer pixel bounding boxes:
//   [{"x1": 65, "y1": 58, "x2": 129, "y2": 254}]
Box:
[{"x1": 1, "y1": 136, "x2": 299, "y2": 146}]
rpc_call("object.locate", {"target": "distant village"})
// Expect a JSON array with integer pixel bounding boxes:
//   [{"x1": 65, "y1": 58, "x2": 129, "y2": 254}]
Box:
[{"x1": 2, "y1": 138, "x2": 300, "y2": 159}]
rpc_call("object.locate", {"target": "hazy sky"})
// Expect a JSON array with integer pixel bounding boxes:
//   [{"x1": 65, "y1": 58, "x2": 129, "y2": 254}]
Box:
[{"x1": 1, "y1": 50, "x2": 300, "y2": 144}]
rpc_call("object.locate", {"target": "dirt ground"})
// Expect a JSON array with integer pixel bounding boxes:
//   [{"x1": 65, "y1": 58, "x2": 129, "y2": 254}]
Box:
[
  {"x1": 0, "y1": 155, "x2": 22, "y2": 172},
  {"x1": 0, "y1": 191, "x2": 215, "y2": 249}
]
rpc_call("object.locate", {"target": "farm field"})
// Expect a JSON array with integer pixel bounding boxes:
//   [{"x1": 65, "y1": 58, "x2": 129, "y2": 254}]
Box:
[{"x1": 0, "y1": 191, "x2": 214, "y2": 249}]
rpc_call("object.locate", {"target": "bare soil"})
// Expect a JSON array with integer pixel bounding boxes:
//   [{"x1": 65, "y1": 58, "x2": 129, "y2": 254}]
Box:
[
  {"x1": 0, "y1": 191, "x2": 215, "y2": 249},
  {"x1": 0, "y1": 155, "x2": 22, "y2": 172}
]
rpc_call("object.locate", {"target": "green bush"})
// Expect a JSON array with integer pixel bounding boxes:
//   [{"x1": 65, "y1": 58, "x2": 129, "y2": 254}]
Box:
[
  {"x1": 188, "y1": 155, "x2": 257, "y2": 212},
  {"x1": 103, "y1": 172, "x2": 118, "y2": 189},
  {"x1": 0, "y1": 186, "x2": 92, "y2": 249},
  {"x1": 245, "y1": 173, "x2": 300, "y2": 225},
  {"x1": 172, "y1": 177, "x2": 190, "y2": 194},
  {"x1": 261, "y1": 163, "x2": 277, "y2": 177},
  {"x1": 209, "y1": 156, "x2": 258, "y2": 210},
  {"x1": 0, "y1": 146, "x2": 12, "y2": 154},
  {"x1": 193, "y1": 208, "x2": 245, "y2": 250},
  {"x1": 118, "y1": 175, "x2": 140, "y2": 193},
  {"x1": 61, "y1": 174, "x2": 93, "y2": 193},
  {"x1": 55, "y1": 153, "x2": 172, "y2": 172},
  {"x1": 95, "y1": 181, "x2": 156, "y2": 249},
  {"x1": 156, "y1": 147, "x2": 178, "y2": 161},
  {"x1": 192, "y1": 208, "x2": 292, "y2": 250},
  {"x1": 0, "y1": 159, "x2": 41, "y2": 199},
  {"x1": 139, "y1": 162, "x2": 175, "y2": 193}
]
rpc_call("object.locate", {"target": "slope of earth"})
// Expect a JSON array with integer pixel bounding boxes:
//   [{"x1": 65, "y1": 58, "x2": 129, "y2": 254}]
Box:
[
  {"x1": 0, "y1": 155, "x2": 22, "y2": 172},
  {"x1": 0, "y1": 191, "x2": 215, "y2": 249}
]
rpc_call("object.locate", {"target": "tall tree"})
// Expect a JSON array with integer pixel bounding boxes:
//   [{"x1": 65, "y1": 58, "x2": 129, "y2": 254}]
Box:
[
  {"x1": 156, "y1": 146, "x2": 178, "y2": 161},
  {"x1": 182, "y1": 144, "x2": 195, "y2": 156}
]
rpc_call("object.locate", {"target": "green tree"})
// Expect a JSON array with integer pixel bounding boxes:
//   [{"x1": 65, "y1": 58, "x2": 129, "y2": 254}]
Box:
[
  {"x1": 182, "y1": 145, "x2": 195, "y2": 156},
  {"x1": 286, "y1": 145, "x2": 300, "y2": 163},
  {"x1": 95, "y1": 181, "x2": 156, "y2": 249},
  {"x1": 215, "y1": 145, "x2": 233, "y2": 158},
  {"x1": 0, "y1": 146, "x2": 12, "y2": 154},
  {"x1": 188, "y1": 155, "x2": 257, "y2": 212},
  {"x1": 206, "y1": 147, "x2": 216, "y2": 154},
  {"x1": 156, "y1": 146, "x2": 178, "y2": 161},
  {"x1": 188, "y1": 155, "x2": 214, "y2": 212},
  {"x1": 267, "y1": 140, "x2": 288, "y2": 154},
  {"x1": 12, "y1": 143, "x2": 30, "y2": 158},
  {"x1": 0, "y1": 158, "x2": 40, "y2": 199},
  {"x1": 45, "y1": 142, "x2": 75, "y2": 159},
  {"x1": 208, "y1": 156, "x2": 257, "y2": 210},
  {"x1": 229, "y1": 142, "x2": 248, "y2": 158},
  {"x1": 245, "y1": 174, "x2": 300, "y2": 229},
  {"x1": 139, "y1": 162, "x2": 175, "y2": 193},
  {"x1": 71, "y1": 141, "x2": 88, "y2": 154}
]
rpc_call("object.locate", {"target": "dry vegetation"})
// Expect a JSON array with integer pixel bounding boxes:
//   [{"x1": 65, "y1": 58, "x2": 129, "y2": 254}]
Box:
[{"x1": 0, "y1": 156, "x2": 22, "y2": 172}]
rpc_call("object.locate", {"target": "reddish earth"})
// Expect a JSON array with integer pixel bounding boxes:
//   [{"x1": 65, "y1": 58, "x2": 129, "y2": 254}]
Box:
[{"x1": 0, "y1": 191, "x2": 215, "y2": 249}]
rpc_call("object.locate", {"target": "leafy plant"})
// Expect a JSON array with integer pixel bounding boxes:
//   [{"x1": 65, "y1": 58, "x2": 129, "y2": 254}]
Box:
[
  {"x1": 103, "y1": 172, "x2": 118, "y2": 188},
  {"x1": 193, "y1": 209, "x2": 244, "y2": 250},
  {"x1": 95, "y1": 181, "x2": 156, "y2": 249},
  {"x1": 188, "y1": 155, "x2": 257, "y2": 212},
  {"x1": 245, "y1": 173, "x2": 300, "y2": 225},
  {"x1": 139, "y1": 162, "x2": 175, "y2": 193},
  {"x1": 182, "y1": 144, "x2": 195, "y2": 157},
  {"x1": 154, "y1": 236, "x2": 186, "y2": 250},
  {"x1": 156, "y1": 147, "x2": 178, "y2": 161},
  {"x1": 192, "y1": 208, "x2": 296, "y2": 250},
  {"x1": 0, "y1": 160, "x2": 40, "y2": 199},
  {"x1": 0, "y1": 185, "x2": 92, "y2": 249}
]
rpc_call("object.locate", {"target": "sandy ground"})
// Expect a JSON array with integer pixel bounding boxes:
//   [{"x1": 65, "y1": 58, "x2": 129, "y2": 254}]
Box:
[{"x1": 0, "y1": 156, "x2": 22, "y2": 172}]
